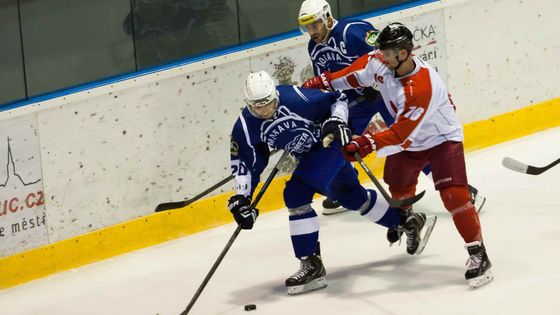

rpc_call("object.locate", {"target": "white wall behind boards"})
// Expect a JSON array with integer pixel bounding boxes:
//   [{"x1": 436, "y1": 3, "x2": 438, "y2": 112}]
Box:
[
  {"x1": 36, "y1": 60, "x2": 251, "y2": 242},
  {"x1": 443, "y1": 0, "x2": 560, "y2": 123}
]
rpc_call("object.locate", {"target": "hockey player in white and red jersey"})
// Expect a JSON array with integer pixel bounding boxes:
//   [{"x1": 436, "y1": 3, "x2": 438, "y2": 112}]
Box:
[
  {"x1": 297, "y1": 0, "x2": 485, "y2": 233},
  {"x1": 302, "y1": 23, "x2": 492, "y2": 287}
]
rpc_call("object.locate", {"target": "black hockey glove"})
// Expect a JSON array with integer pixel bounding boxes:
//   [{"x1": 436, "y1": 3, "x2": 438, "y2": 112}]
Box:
[
  {"x1": 321, "y1": 116, "x2": 352, "y2": 147},
  {"x1": 228, "y1": 194, "x2": 259, "y2": 230}
]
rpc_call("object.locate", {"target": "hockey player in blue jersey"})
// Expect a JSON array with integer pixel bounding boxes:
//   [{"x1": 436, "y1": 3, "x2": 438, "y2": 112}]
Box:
[
  {"x1": 297, "y1": 0, "x2": 485, "y2": 239},
  {"x1": 227, "y1": 71, "x2": 429, "y2": 295},
  {"x1": 298, "y1": 0, "x2": 391, "y2": 216}
]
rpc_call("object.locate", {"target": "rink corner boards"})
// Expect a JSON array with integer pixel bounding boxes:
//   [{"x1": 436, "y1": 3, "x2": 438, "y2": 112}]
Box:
[{"x1": 1, "y1": 97, "x2": 559, "y2": 290}]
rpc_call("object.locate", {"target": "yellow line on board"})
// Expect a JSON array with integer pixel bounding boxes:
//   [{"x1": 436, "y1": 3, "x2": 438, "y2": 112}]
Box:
[{"x1": 1, "y1": 98, "x2": 559, "y2": 290}]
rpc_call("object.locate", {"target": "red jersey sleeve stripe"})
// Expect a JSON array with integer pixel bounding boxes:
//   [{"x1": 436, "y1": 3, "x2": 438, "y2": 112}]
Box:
[
  {"x1": 346, "y1": 74, "x2": 360, "y2": 89},
  {"x1": 330, "y1": 53, "x2": 371, "y2": 83}
]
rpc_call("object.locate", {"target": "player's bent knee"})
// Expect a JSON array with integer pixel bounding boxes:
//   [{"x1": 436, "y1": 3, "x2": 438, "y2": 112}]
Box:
[
  {"x1": 284, "y1": 180, "x2": 315, "y2": 209},
  {"x1": 288, "y1": 204, "x2": 315, "y2": 216},
  {"x1": 440, "y1": 185, "x2": 471, "y2": 211}
]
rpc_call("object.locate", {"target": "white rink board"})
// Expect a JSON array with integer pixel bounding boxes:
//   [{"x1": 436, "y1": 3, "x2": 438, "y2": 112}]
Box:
[
  {"x1": 0, "y1": 115, "x2": 48, "y2": 256},
  {"x1": 0, "y1": 0, "x2": 558, "y2": 255}
]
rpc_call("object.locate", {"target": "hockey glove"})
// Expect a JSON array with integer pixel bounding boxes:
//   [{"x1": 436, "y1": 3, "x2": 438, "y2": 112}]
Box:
[
  {"x1": 321, "y1": 116, "x2": 352, "y2": 147},
  {"x1": 342, "y1": 133, "x2": 377, "y2": 161},
  {"x1": 302, "y1": 71, "x2": 332, "y2": 90},
  {"x1": 228, "y1": 194, "x2": 259, "y2": 230}
]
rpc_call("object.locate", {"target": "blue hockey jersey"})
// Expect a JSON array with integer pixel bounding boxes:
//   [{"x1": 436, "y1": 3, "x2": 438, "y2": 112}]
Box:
[
  {"x1": 307, "y1": 19, "x2": 379, "y2": 103},
  {"x1": 230, "y1": 85, "x2": 346, "y2": 196},
  {"x1": 307, "y1": 19, "x2": 393, "y2": 132}
]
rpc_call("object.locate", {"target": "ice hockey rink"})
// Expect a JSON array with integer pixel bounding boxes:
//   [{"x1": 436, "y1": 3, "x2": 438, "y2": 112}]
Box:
[{"x1": 1, "y1": 127, "x2": 559, "y2": 315}]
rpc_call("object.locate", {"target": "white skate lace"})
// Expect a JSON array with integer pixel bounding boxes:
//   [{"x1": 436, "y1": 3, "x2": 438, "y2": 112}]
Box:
[
  {"x1": 405, "y1": 227, "x2": 416, "y2": 249},
  {"x1": 290, "y1": 259, "x2": 314, "y2": 280},
  {"x1": 465, "y1": 253, "x2": 482, "y2": 270},
  {"x1": 403, "y1": 215, "x2": 422, "y2": 249}
]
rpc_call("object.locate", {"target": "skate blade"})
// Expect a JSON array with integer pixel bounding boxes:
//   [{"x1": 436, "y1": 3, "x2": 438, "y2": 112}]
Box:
[
  {"x1": 468, "y1": 270, "x2": 493, "y2": 288},
  {"x1": 415, "y1": 215, "x2": 437, "y2": 255},
  {"x1": 286, "y1": 277, "x2": 327, "y2": 295},
  {"x1": 322, "y1": 207, "x2": 349, "y2": 215},
  {"x1": 475, "y1": 195, "x2": 487, "y2": 214}
]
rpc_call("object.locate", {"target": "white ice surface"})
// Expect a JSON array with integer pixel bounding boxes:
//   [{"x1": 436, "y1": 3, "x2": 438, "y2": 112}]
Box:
[{"x1": 1, "y1": 127, "x2": 559, "y2": 315}]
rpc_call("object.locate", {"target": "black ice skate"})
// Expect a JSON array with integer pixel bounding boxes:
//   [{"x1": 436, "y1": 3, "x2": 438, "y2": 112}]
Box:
[
  {"x1": 386, "y1": 227, "x2": 402, "y2": 244},
  {"x1": 285, "y1": 253, "x2": 327, "y2": 295},
  {"x1": 400, "y1": 213, "x2": 437, "y2": 255},
  {"x1": 321, "y1": 198, "x2": 348, "y2": 215},
  {"x1": 387, "y1": 207, "x2": 410, "y2": 245},
  {"x1": 465, "y1": 241, "x2": 493, "y2": 288},
  {"x1": 469, "y1": 185, "x2": 486, "y2": 214}
]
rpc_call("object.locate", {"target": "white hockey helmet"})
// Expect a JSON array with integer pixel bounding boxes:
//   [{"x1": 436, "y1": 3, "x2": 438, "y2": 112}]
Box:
[
  {"x1": 298, "y1": 0, "x2": 333, "y2": 30},
  {"x1": 244, "y1": 71, "x2": 278, "y2": 119}
]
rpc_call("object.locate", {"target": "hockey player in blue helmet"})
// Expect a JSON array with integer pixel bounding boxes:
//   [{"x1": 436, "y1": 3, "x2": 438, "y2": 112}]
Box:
[
  {"x1": 298, "y1": 0, "x2": 393, "y2": 215},
  {"x1": 228, "y1": 71, "x2": 433, "y2": 294}
]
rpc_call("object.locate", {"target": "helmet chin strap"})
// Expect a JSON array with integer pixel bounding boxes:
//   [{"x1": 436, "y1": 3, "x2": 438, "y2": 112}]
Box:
[
  {"x1": 394, "y1": 59, "x2": 405, "y2": 72},
  {"x1": 320, "y1": 18, "x2": 335, "y2": 43},
  {"x1": 320, "y1": 30, "x2": 331, "y2": 43},
  {"x1": 393, "y1": 51, "x2": 411, "y2": 73}
]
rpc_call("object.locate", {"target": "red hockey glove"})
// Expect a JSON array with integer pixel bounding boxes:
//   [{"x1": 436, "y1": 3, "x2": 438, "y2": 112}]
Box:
[
  {"x1": 342, "y1": 133, "x2": 377, "y2": 161},
  {"x1": 302, "y1": 71, "x2": 332, "y2": 90}
]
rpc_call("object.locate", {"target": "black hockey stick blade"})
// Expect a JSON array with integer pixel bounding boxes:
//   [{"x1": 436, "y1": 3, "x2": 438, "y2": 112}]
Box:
[
  {"x1": 502, "y1": 156, "x2": 560, "y2": 175},
  {"x1": 154, "y1": 175, "x2": 234, "y2": 212},
  {"x1": 354, "y1": 153, "x2": 424, "y2": 208},
  {"x1": 155, "y1": 200, "x2": 189, "y2": 212},
  {"x1": 155, "y1": 151, "x2": 282, "y2": 212}
]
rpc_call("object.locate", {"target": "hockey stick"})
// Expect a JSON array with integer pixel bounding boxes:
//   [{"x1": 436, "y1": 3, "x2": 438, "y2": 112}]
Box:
[
  {"x1": 155, "y1": 175, "x2": 233, "y2": 212},
  {"x1": 354, "y1": 153, "x2": 425, "y2": 208},
  {"x1": 155, "y1": 150, "x2": 281, "y2": 212},
  {"x1": 180, "y1": 150, "x2": 290, "y2": 315},
  {"x1": 502, "y1": 156, "x2": 560, "y2": 175}
]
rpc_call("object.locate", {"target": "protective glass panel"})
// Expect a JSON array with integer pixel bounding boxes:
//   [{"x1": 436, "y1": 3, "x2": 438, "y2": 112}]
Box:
[
  {"x1": 238, "y1": 0, "x2": 339, "y2": 43},
  {"x1": 0, "y1": 0, "x2": 26, "y2": 106},
  {"x1": 131, "y1": 0, "x2": 241, "y2": 69},
  {"x1": 339, "y1": 0, "x2": 417, "y2": 17},
  {"x1": 20, "y1": 0, "x2": 135, "y2": 97}
]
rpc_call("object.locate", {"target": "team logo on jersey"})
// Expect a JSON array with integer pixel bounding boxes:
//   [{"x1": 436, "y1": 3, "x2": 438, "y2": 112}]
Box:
[
  {"x1": 230, "y1": 138, "x2": 239, "y2": 157},
  {"x1": 286, "y1": 132, "x2": 315, "y2": 154},
  {"x1": 261, "y1": 106, "x2": 320, "y2": 154},
  {"x1": 365, "y1": 30, "x2": 380, "y2": 47}
]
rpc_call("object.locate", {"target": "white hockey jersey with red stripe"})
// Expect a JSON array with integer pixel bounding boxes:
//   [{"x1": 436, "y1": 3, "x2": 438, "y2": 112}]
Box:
[{"x1": 329, "y1": 52, "x2": 463, "y2": 157}]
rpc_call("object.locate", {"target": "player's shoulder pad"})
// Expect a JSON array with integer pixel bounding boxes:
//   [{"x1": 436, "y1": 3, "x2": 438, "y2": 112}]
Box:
[
  {"x1": 343, "y1": 19, "x2": 379, "y2": 47},
  {"x1": 300, "y1": 86, "x2": 339, "y2": 104}
]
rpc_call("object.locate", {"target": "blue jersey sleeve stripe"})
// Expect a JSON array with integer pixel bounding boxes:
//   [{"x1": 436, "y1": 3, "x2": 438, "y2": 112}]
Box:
[
  {"x1": 239, "y1": 114, "x2": 258, "y2": 168},
  {"x1": 293, "y1": 86, "x2": 310, "y2": 103}
]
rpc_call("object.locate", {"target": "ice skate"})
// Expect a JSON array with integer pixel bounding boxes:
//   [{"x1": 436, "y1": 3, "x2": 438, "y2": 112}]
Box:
[
  {"x1": 387, "y1": 207, "x2": 410, "y2": 246},
  {"x1": 386, "y1": 227, "x2": 402, "y2": 245},
  {"x1": 321, "y1": 198, "x2": 348, "y2": 215},
  {"x1": 286, "y1": 253, "x2": 327, "y2": 295},
  {"x1": 465, "y1": 241, "x2": 493, "y2": 288},
  {"x1": 469, "y1": 185, "x2": 486, "y2": 213},
  {"x1": 401, "y1": 213, "x2": 437, "y2": 255}
]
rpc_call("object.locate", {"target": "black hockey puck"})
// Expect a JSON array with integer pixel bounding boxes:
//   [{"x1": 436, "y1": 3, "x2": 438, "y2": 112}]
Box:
[{"x1": 244, "y1": 304, "x2": 256, "y2": 311}]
